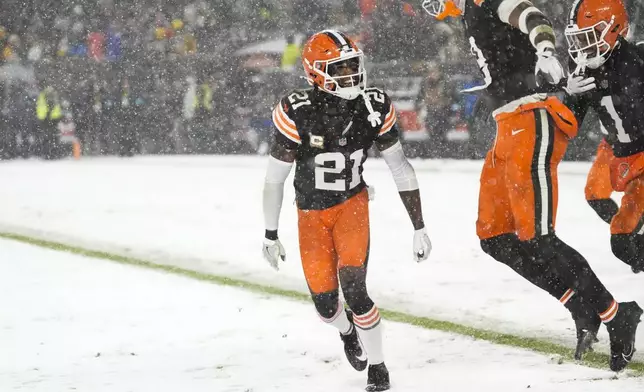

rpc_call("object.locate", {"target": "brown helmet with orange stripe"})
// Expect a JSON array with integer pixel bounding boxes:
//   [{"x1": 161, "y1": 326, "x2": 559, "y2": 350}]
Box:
[{"x1": 302, "y1": 29, "x2": 366, "y2": 101}]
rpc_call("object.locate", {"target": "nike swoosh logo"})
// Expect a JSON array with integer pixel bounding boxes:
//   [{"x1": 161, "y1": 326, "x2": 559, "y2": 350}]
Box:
[
  {"x1": 356, "y1": 351, "x2": 367, "y2": 361},
  {"x1": 622, "y1": 345, "x2": 634, "y2": 361},
  {"x1": 511, "y1": 129, "x2": 525, "y2": 136},
  {"x1": 342, "y1": 121, "x2": 353, "y2": 136}
]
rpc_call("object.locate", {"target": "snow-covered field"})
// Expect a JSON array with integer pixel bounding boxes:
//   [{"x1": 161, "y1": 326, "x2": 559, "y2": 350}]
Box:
[
  {"x1": 2, "y1": 238, "x2": 643, "y2": 391},
  {"x1": 0, "y1": 155, "x2": 642, "y2": 359}
]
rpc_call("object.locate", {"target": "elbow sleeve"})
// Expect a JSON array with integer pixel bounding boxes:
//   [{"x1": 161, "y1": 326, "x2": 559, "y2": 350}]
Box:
[
  {"x1": 380, "y1": 141, "x2": 419, "y2": 192},
  {"x1": 263, "y1": 157, "x2": 293, "y2": 231}
]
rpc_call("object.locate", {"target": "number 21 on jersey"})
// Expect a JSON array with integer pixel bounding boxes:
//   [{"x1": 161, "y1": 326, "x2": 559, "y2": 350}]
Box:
[{"x1": 315, "y1": 150, "x2": 364, "y2": 191}]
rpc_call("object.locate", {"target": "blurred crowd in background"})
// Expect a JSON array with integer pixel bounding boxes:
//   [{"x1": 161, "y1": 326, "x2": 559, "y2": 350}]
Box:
[{"x1": 0, "y1": 0, "x2": 642, "y2": 160}]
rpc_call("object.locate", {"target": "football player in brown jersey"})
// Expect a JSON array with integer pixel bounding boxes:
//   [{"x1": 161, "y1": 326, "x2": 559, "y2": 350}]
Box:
[
  {"x1": 563, "y1": 0, "x2": 643, "y2": 371},
  {"x1": 424, "y1": 0, "x2": 638, "y2": 369},
  {"x1": 262, "y1": 30, "x2": 431, "y2": 391}
]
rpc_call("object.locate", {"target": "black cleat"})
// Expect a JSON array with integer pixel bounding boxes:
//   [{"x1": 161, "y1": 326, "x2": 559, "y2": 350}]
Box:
[
  {"x1": 606, "y1": 301, "x2": 643, "y2": 372},
  {"x1": 340, "y1": 310, "x2": 367, "y2": 371},
  {"x1": 568, "y1": 295, "x2": 601, "y2": 360},
  {"x1": 573, "y1": 313, "x2": 601, "y2": 361},
  {"x1": 365, "y1": 363, "x2": 390, "y2": 391}
]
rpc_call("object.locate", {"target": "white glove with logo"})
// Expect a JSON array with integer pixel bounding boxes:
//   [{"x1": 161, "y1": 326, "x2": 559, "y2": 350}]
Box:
[
  {"x1": 413, "y1": 227, "x2": 432, "y2": 262},
  {"x1": 535, "y1": 48, "x2": 565, "y2": 86},
  {"x1": 564, "y1": 74, "x2": 596, "y2": 95},
  {"x1": 262, "y1": 238, "x2": 286, "y2": 271}
]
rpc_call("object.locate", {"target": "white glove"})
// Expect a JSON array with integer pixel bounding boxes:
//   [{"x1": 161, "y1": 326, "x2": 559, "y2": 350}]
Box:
[
  {"x1": 413, "y1": 227, "x2": 432, "y2": 262},
  {"x1": 563, "y1": 74, "x2": 596, "y2": 95},
  {"x1": 535, "y1": 49, "x2": 565, "y2": 86},
  {"x1": 262, "y1": 238, "x2": 286, "y2": 271}
]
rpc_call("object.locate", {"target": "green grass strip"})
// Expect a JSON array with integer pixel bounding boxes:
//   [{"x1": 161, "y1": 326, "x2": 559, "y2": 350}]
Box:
[{"x1": 2, "y1": 231, "x2": 642, "y2": 375}]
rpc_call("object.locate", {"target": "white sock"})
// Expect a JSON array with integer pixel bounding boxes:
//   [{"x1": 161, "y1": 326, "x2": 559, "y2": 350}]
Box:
[
  {"x1": 319, "y1": 301, "x2": 352, "y2": 335},
  {"x1": 354, "y1": 305, "x2": 384, "y2": 365}
]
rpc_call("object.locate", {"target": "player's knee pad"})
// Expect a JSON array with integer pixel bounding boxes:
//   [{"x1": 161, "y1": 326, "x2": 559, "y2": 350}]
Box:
[
  {"x1": 535, "y1": 234, "x2": 601, "y2": 290},
  {"x1": 311, "y1": 290, "x2": 340, "y2": 319},
  {"x1": 480, "y1": 234, "x2": 532, "y2": 268},
  {"x1": 483, "y1": 234, "x2": 557, "y2": 280},
  {"x1": 525, "y1": 234, "x2": 556, "y2": 255},
  {"x1": 480, "y1": 234, "x2": 519, "y2": 260},
  {"x1": 611, "y1": 234, "x2": 644, "y2": 271},
  {"x1": 587, "y1": 199, "x2": 618, "y2": 224},
  {"x1": 338, "y1": 266, "x2": 374, "y2": 315}
]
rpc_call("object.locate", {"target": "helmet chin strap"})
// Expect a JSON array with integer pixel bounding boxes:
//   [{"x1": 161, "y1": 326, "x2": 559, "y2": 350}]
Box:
[
  {"x1": 311, "y1": 67, "x2": 383, "y2": 128},
  {"x1": 361, "y1": 91, "x2": 382, "y2": 128}
]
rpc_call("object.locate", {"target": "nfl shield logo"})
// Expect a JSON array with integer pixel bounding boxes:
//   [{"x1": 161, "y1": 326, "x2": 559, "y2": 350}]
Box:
[{"x1": 339, "y1": 137, "x2": 347, "y2": 146}]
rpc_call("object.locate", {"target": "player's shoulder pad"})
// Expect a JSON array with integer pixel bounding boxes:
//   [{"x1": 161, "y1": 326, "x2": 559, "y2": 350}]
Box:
[
  {"x1": 277, "y1": 87, "x2": 315, "y2": 104},
  {"x1": 364, "y1": 87, "x2": 397, "y2": 136},
  {"x1": 276, "y1": 88, "x2": 314, "y2": 116},
  {"x1": 272, "y1": 88, "x2": 314, "y2": 145},
  {"x1": 363, "y1": 87, "x2": 392, "y2": 112}
]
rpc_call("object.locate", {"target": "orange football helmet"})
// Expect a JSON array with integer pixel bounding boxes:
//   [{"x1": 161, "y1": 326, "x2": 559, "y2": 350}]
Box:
[
  {"x1": 565, "y1": 0, "x2": 629, "y2": 69},
  {"x1": 301, "y1": 30, "x2": 366, "y2": 100}
]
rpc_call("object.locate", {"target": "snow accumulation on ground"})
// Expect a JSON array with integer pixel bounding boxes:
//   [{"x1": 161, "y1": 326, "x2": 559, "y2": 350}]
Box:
[
  {"x1": 0, "y1": 155, "x2": 642, "y2": 390},
  {"x1": 1, "y1": 238, "x2": 643, "y2": 392}
]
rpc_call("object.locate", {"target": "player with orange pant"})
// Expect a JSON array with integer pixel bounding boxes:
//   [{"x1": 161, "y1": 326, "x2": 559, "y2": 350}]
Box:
[
  {"x1": 477, "y1": 97, "x2": 576, "y2": 241},
  {"x1": 562, "y1": 0, "x2": 644, "y2": 371},
  {"x1": 297, "y1": 190, "x2": 371, "y2": 294},
  {"x1": 424, "y1": 0, "x2": 639, "y2": 371},
  {"x1": 261, "y1": 30, "x2": 431, "y2": 391},
  {"x1": 585, "y1": 138, "x2": 619, "y2": 224},
  {"x1": 564, "y1": 0, "x2": 644, "y2": 276}
]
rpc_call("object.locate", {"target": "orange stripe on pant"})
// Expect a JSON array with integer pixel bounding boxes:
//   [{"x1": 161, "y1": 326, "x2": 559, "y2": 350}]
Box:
[
  {"x1": 477, "y1": 97, "x2": 575, "y2": 241},
  {"x1": 585, "y1": 139, "x2": 614, "y2": 201},
  {"x1": 298, "y1": 189, "x2": 370, "y2": 294}
]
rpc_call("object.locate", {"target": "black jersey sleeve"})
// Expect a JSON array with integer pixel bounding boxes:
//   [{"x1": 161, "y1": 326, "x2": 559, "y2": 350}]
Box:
[
  {"x1": 377, "y1": 123, "x2": 401, "y2": 147},
  {"x1": 371, "y1": 89, "x2": 398, "y2": 138},
  {"x1": 563, "y1": 92, "x2": 591, "y2": 132},
  {"x1": 271, "y1": 95, "x2": 302, "y2": 150},
  {"x1": 370, "y1": 90, "x2": 400, "y2": 147},
  {"x1": 480, "y1": 0, "x2": 555, "y2": 51}
]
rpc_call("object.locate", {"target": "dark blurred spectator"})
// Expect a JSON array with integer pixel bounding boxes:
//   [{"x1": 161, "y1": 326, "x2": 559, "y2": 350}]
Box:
[
  {"x1": 35, "y1": 85, "x2": 62, "y2": 159},
  {"x1": 292, "y1": 0, "x2": 329, "y2": 33},
  {"x1": 0, "y1": 0, "x2": 628, "y2": 161},
  {"x1": 115, "y1": 77, "x2": 140, "y2": 156},
  {"x1": 420, "y1": 61, "x2": 451, "y2": 156},
  {"x1": 359, "y1": 0, "x2": 377, "y2": 20}
]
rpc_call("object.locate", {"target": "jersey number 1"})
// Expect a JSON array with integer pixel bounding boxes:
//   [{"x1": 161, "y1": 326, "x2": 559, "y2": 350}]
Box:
[
  {"x1": 315, "y1": 150, "x2": 364, "y2": 191},
  {"x1": 599, "y1": 96, "x2": 631, "y2": 143}
]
